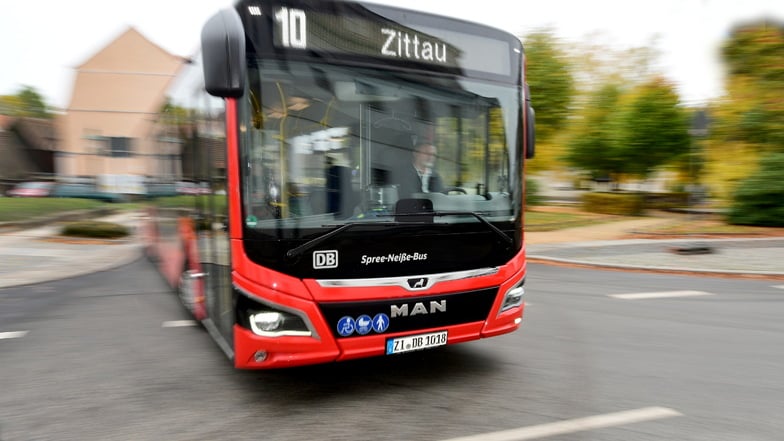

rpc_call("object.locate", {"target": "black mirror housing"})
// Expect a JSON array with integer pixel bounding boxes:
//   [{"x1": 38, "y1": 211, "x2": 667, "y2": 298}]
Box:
[
  {"x1": 525, "y1": 104, "x2": 536, "y2": 159},
  {"x1": 201, "y1": 8, "x2": 246, "y2": 98}
]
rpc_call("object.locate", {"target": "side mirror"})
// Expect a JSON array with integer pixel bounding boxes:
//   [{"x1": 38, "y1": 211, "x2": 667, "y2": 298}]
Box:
[
  {"x1": 201, "y1": 8, "x2": 246, "y2": 98},
  {"x1": 524, "y1": 84, "x2": 535, "y2": 159},
  {"x1": 525, "y1": 104, "x2": 536, "y2": 159}
]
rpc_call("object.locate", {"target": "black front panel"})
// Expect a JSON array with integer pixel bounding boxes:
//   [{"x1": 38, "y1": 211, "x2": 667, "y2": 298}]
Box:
[
  {"x1": 319, "y1": 288, "x2": 497, "y2": 338},
  {"x1": 243, "y1": 226, "x2": 518, "y2": 279}
]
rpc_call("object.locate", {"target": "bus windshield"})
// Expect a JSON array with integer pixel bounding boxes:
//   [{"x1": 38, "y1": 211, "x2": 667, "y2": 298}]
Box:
[{"x1": 240, "y1": 60, "x2": 522, "y2": 233}]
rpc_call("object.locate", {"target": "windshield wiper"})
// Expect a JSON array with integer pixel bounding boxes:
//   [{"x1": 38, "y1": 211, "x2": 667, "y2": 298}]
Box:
[
  {"x1": 285, "y1": 221, "x2": 397, "y2": 261},
  {"x1": 392, "y1": 211, "x2": 514, "y2": 245}
]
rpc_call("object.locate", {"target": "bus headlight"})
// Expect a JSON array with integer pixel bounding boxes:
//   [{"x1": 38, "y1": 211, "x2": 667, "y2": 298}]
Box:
[
  {"x1": 248, "y1": 309, "x2": 312, "y2": 337},
  {"x1": 500, "y1": 279, "x2": 525, "y2": 312},
  {"x1": 236, "y1": 286, "x2": 315, "y2": 337},
  {"x1": 251, "y1": 312, "x2": 284, "y2": 332}
]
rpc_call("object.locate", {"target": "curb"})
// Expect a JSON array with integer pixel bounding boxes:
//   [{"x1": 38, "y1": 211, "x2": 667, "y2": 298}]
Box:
[
  {"x1": 527, "y1": 255, "x2": 784, "y2": 280},
  {"x1": 526, "y1": 237, "x2": 784, "y2": 279}
]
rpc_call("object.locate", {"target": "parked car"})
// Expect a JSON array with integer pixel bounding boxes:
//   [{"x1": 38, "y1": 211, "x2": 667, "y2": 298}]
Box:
[
  {"x1": 145, "y1": 182, "x2": 178, "y2": 198},
  {"x1": 176, "y1": 181, "x2": 211, "y2": 195},
  {"x1": 50, "y1": 183, "x2": 125, "y2": 202},
  {"x1": 6, "y1": 181, "x2": 55, "y2": 197}
]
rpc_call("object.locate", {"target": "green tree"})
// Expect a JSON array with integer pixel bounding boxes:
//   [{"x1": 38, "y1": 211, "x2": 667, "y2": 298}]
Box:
[
  {"x1": 565, "y1": 83, "x2": 623, "y2": 180},
  {"x1": 715, "y1": 20, "x2": 784, "y2": 152},
  {"x1": 566, "y1": 78, "x2": 690, "y2": 183},
  {"x1": 0, "y1": 85, "x2": 52, "y2": 118},
  {"x1": 560, "y1": 36, "x2": 669, "y2": 182},
  {"x1": 523, "y1": 30, "x2": 574, "y2": 144},
  {"x1": 160, "y1": 99, "x2": 190, "y2": 124},
  {"x1": 701, "y1": 20, "x2": 784, "y2": 200},
  {"x1": 0, "y1": 95, "x2": 17, "y2": 114},
  {"x1": 612, "y1": 77, "x2": 691, "y2": 179}
]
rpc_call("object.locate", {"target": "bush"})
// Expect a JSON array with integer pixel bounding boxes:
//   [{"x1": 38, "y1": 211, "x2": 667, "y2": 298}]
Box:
[
  {"x1": 727, "y1": 153, "x2": 784, "y2": 226},
  {"x1": 61, "y1": 221, "x2": 130, "y2": 239},
  {"x1": 643, "y1": 192, "x2": 691, "y2": 210},
  {"x1": 581, "y1": 192, "x2": 645, "y2": 216},
  {"x1": 525, "y1": 178, "x2": 542, "y2": 206}
]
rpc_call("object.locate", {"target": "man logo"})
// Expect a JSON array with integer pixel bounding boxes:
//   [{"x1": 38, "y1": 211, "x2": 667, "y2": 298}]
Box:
[
  {"x1": 313, "y1": 250, "x2": 338, "y2": 269},
  {"x1": 391, "y1": 300, "x2": 447, "y2": 317},
  {"x1": 407, "y1": 277, "x2": 428, "y2": 290}
]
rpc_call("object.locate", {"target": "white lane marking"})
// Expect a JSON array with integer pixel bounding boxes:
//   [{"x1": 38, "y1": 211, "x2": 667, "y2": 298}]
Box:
[
  {"x1": 439, "y1": 407, "x2": 682, "y2": 441},
  {"x1": 161, "y1": 320, "x2": 198, "y2": 328},
  {"x1": 609, "y1": 290, "x2": 713, "y2": 300},
  {"x1": 773, "y1": 285, "x2": 784, "y2": 290},
  {"x1": 0, "y1": 331, "x2": 29, "y2": 340}
]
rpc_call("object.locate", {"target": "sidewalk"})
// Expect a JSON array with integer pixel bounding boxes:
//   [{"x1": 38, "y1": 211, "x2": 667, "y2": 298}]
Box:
[
  {"x1": 1, "y1": 211, "x2": 782, "y2": 290},
  {"x1": 527, "y1": 216, "x2": 784, "y2": 278},
  {"x1": 0, "y1": 211, "x2": 143, "y2": 289}
]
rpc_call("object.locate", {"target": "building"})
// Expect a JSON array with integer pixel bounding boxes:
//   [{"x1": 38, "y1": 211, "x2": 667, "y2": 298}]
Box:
[
  {"x1": 56, "y1": 27, "x2": 187, "y2": 185},
  {"x1": 0, "y1": 115, "x2": 57, "y2": 191}
]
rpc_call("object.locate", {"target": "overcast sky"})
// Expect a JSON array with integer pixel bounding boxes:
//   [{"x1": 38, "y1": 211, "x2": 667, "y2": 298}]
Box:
[{"x1": 1, "y1": 0, "x2": 782, "y2": 108}]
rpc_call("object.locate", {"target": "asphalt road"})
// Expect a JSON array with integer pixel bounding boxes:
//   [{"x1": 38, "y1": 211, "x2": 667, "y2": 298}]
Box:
[{"x1": 1, "y1": 260, "x2": 783, "y2": 441}]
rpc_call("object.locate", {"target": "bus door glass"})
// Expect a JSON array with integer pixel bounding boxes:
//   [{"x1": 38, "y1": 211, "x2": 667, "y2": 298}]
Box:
[{"x1": 194, "y1": 91, "x2": 233, "y2": 345}]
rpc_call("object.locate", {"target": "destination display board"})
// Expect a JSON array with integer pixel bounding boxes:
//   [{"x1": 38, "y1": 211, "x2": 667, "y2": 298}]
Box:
[{"x1": 241, "y1": 0, "x2": 518, "y2": 78}]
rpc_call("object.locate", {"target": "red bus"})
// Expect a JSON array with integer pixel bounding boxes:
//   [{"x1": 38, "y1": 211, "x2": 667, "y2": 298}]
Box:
[{"x1": 145, "y1": 0, "x2": 535, "y2": 369}]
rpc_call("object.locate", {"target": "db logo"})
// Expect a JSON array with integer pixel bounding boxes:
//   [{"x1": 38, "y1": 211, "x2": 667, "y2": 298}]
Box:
[{"x1": 313, "y1": 250, "x2": 339, "y2": 269}]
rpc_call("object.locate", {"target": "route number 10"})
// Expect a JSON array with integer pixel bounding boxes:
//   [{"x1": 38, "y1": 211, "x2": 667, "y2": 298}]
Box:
[{"x1": 275, "y1": 7, "x2": 307, "y2": 49}]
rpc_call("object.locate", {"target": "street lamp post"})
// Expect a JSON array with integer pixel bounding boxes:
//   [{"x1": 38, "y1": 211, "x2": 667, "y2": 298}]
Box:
[{"x1": 674, "y1": 109, "x2": 711, "y2": 255}]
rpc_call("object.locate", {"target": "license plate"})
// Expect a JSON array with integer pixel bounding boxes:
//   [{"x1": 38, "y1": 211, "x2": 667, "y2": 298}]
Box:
[{"x1": 386, "y1": 330, "x2": 448, "y2": 355}]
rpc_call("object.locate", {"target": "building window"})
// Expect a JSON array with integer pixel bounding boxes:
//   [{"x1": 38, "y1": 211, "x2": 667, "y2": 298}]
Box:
[
  {"x1": 109, "y1": 137, "x2": 133, "y2": 157},
  {"x1": 84, "y1": 131, "x2": 106, "y2": 155}
]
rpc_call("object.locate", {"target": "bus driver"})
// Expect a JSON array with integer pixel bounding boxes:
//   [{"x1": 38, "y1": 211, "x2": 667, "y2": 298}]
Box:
[{"x1": 397, "y1": 142, "x2": 444, "y2": 198}]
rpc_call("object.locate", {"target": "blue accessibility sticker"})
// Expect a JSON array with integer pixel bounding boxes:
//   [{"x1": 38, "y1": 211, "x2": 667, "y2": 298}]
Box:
[
  {"x1": 337, "y1": 316, "x2": 355, "y2": 337},
  {"x1": 372, "y1": 313, "x2": 390, "y2": 333},
  {"x1": 355, "y1": 315, "x2": 373, "y2": 335}
]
